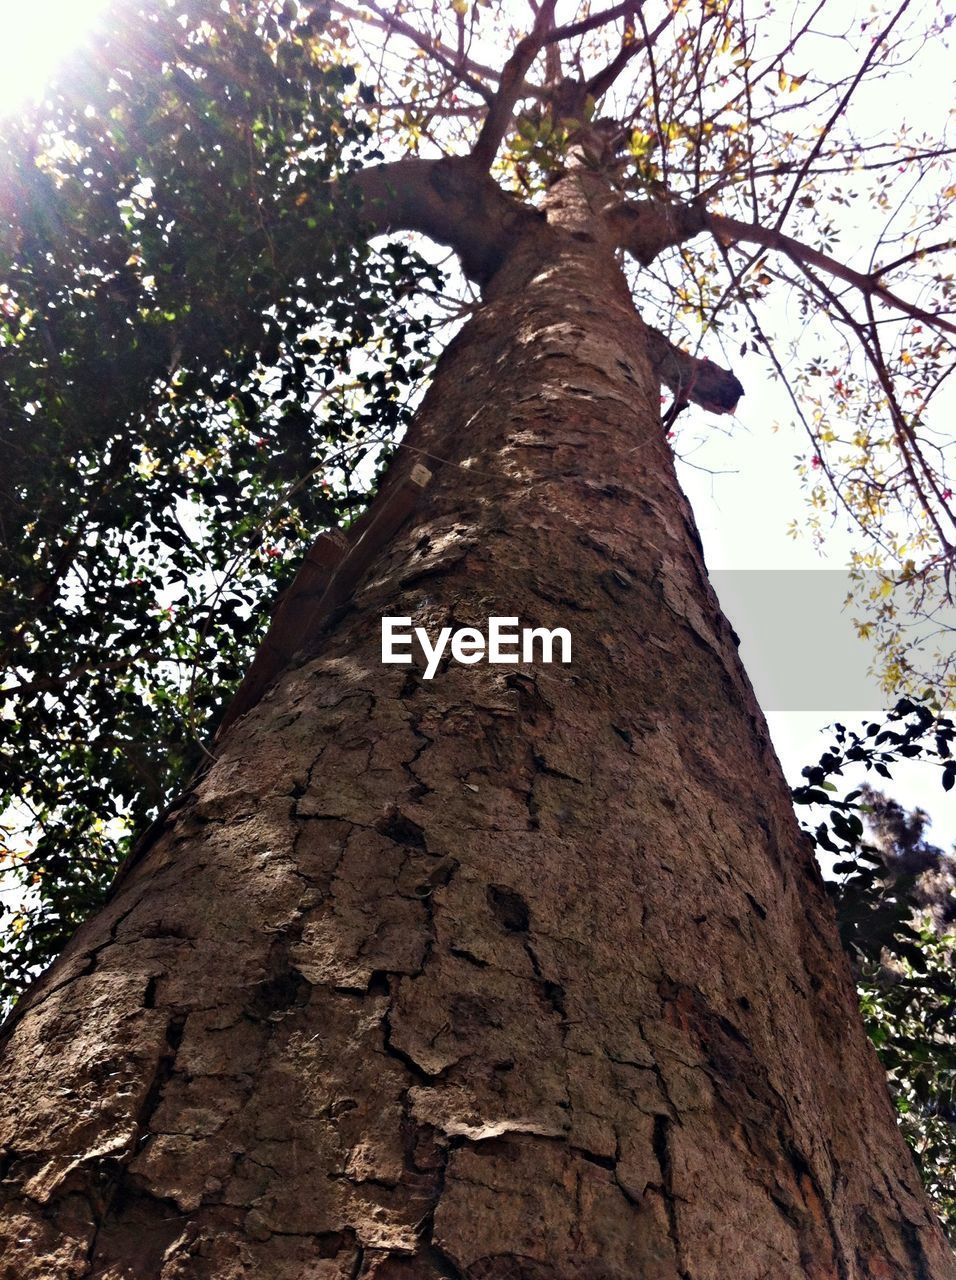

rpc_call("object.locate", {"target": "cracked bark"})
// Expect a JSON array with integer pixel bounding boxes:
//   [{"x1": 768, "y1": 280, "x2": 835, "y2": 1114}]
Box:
[{"x1": 0, "y1": 165, "x2": 954, "y2": 1280}]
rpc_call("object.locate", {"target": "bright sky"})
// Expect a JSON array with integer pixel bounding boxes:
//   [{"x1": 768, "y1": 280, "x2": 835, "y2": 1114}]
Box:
[
  {"x1": 0, "y1": 0, "x2": 109, "y2": 114},
  {"x1": 677, "y1": 406, "x2": 956, "y2": 855},
  {"x1": 669, "y1": 2, "x2": 956, "y2": 853},
  {"x1": 0, "y1": 0, "x2": 953, "y2": 858}
]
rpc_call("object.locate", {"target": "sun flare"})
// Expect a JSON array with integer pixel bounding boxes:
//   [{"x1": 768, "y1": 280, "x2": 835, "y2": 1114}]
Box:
[{"x1": 0, "y1": 0, "x2": 110, "y2": 114}]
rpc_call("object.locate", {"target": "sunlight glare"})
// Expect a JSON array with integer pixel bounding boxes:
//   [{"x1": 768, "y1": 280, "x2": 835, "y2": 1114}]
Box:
[{"x1": 0, "y1": 0, "x2": 110, "y2": 113}]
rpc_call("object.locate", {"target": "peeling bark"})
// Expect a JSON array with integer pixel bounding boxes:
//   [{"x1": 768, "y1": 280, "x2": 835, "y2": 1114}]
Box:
[{"x1": 0, "y1": 167, "x2": 953, "y2": 1279}]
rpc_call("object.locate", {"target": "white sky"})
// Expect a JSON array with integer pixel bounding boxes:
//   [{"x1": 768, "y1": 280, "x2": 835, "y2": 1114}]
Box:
[
  {"x1": 678, "y1": 402, "x2": 956, "y2": 854},
  {"x1": 0, "y1": 0, "x2": 109, "y2": 113},
  {"x1": 669, "y1": 3, "x2": 956, "y2": 851}
]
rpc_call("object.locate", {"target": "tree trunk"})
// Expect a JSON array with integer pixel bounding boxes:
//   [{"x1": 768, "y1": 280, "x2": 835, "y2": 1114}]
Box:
[{"x1": 1, "y1": 179, "x2": 953, "y2": 1280}]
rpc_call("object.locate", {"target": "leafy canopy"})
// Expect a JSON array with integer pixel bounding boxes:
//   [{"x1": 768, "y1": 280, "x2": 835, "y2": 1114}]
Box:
[
  {"x1": 795, "y1": 701, "x2": 956, "y2": 1238},
  {"x1": 0, "y1": 0, "x2": 438, "y2": 1000}
]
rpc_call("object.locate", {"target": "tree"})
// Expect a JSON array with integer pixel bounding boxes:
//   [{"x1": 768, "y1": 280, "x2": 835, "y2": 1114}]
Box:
[
  {"x1": 856, "y1": 787, "x2": 956, "y2": 1234},
  {"x1": 0, "y1": 0, "x2": 438, "y2": 996},
  {"x1": 794, "y1": 703, "x2": 956, "y2": 1239},
  {"x1": 1, "y1": 0, "x2": 955, "y2": 1275}
]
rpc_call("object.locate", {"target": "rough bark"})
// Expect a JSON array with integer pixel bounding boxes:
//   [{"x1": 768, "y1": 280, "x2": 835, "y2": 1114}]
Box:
[
  {"x1": 352, "y1": 158, "x2": 539, "y2": 285},
  {"x1": 1, "y1": 166, "x2": 953, "y2": 1280}
]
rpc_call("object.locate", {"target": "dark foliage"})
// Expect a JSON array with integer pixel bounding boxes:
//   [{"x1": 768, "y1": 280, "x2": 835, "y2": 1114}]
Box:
[
  {"x1": 794, "y1": 697, "x2": 956, "y2": 1235},
  {"x1": 0, "y1": 0, "x2": 438, "y2": 1003}
]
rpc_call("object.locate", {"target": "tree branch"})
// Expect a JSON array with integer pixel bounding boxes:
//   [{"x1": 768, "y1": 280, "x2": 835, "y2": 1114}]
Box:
[
  {"x1": 329, "y1": 0, "x2": 499, "y2": 102},
  {"x1": 607, "y1": 195, "x2": 708, "y2": 265},
  {"x1": 643, "y1": 324, "x2": 744, "y2": 416},
  {"x1": 544, "y1": 2, "x2": 635, "y2": 44},
  {"x1": 471, "y1": 0, "x2": 557, "y2": 170},
  {"x1": 708, "y1": 232, "x2": 889, "y2": 551},
  {"x1": 586, "y1": 8, "x2": 675, "y2": 102},
  {"x1": 877, "y1": 238, "x2": 956, "y2": 278},
  {"x1": 771, "y1": 0, "x2": 913, "y2": 232},
  {"x1": 707, "y1": 212, "x2": 956, "y2": 338},
  {"x1": 350, "y1": 157, "x2": 539, "y2": 283}
]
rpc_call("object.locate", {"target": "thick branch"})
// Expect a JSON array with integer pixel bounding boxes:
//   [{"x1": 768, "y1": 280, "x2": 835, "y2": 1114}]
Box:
[
  {"x1": 707, "y1": 212, "x2": 956, "y2": 338},
  {"x1": 544, "y1": 1, "x2": 635, "y2": 43},
  {"x1": 471, "y1": 0, "x2": 557, "y2": 170},
  {"x1": 350, "y1": 158, "x2": 539, "y2": 283},
  {"x1": 644, "y1": 325, "x2": 744, "y2": 415},
  {"x1": 607, "y1": 195, "x2": 707, "y2": 265}
]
